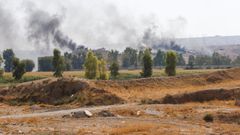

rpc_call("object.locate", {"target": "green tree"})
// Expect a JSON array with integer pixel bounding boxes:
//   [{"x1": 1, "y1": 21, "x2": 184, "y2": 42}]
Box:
[
  {"x1": 232, "y1": 55, "x2": 240, "y2": 65},
  {"x1": 153, "y1": 49, "x2": 165, "y2": 66},
  {"x1": 22, "y1": 59, "x2": 35, "y2": 72},
  {"x1": 3, "y1": 49, "x2": 15, "y2": 72},
  {"x1": 98, "y1": 59, "x2": 108, "y2": 80},
  {"x1": 122, "y1": 47, "x2": 138, "y2": 68},
  {"x1": 0, "y1": 55, "x2": 3, "y2": 67},
  {"x1": 108, "y1": 50, "x2": 119, "y2": 64},
  {"x1": 38, "y1": 56, "x2": 54, "y2": 71},
  {"x1": 52, "y1": 49, "x2": 65, "y2": 77},
  {"x1": 141, "y1": 49, "x2": 153, "y2": 77},
  {"x1": 165, "y1": 51, "x2": 177, "y2": 76},
  {"x1": 137, "y1": 50, "x2": 144, "y2": 66},
  {"x1": 177, "y1": 53, "x2": 186, "y2": 66},
  {"x1": 195, "y1": 55, "x2": 212, "y2": 66},
  {"x1": 109, "y1": 62, "x2": 119, "y2": 78},
  {"x1": 188, "y1": 55, "x2": 195, "y2": 69},
  {"x1": 84, "y1": 51, "x2": 99, "y2": 79},
  {"x1": 12, "y1": 58, "x2": 26, "y2": 80}
]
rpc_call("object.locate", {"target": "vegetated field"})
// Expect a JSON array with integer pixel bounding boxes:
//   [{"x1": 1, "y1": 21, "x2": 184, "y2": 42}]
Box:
[
  {"x1": 0, "y1": 68, "x2": 219, "y2": 88},
  {"x1": 1, "y1": 68, "x2": 240, "y2": 134}
]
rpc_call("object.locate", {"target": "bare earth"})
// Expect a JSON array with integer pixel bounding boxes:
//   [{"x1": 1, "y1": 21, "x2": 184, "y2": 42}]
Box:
[{"x1": 0, "y1": 68, "x2": 240, "y2": 134}]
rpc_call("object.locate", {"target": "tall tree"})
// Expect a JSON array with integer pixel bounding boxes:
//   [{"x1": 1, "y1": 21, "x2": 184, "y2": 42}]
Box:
[
  {"x1": 0, "y1": 55, "x2": 3, "y2": 67},
  {"x1": 12, "y1": 57, "x2": 26, "y2": 80},
  {"x1": 84, "y1": 51, "x2": 99, "y2": 79},
  {"x1": 38, "y1": 56, "x2": 54, "y2": 71},
  {"x1": 22, "y1": 59, "x2": 35, "y2": 72},
  {"x1": 98, "y1": 59, "x2": 108, "y2": 80},
  {"x1": 109, "y1": 62, "x2": 119, "y2": 79},
  {"x1": 153, "y1": 49, "x2": 165, "y2": 66},
  {"x1": 108, "y1": 50, "x2": 119, "y2": 64},
  {"x1": 52, "y1": 49, "x2": 65, "y2": 77},
  {"x1": 165, "y1": 51, "x2": 177, "y2": 76},
  {"x1": 137, "y1": 50, "x2": 144, "y2": 67},
  {"x1": 177, "y1": 53, "x2": 186, "y2": 66},
  {"x1": 141, "y1": 49, "x2": 153, "y2": 77},
  {"x1": 122, "y1": 47, "x2": 138, "y2": 68},
  {"x1": 3, "y1": 49, "x2": 15, "y2": 72},
  {"x1": 232, "y1": 55, "x2": 240, "y2": 65},
  {"x1": 188, "y1": 55, "x2": 195, "y2": 69}
]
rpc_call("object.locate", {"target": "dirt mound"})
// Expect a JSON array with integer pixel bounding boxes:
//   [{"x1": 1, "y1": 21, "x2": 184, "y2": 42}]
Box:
[
  {"x1": 0, "y1": 78, "x2": 124, "y2": 106},
  {"x1": 157, "y1": 88, "x2": 240, "y2": 104},
  {"x1": 90, "y1": 68, "x2": 240, "y2": 101},
  {"x1": 217, "y1": 112, "x2": 240, "y2": 124}
]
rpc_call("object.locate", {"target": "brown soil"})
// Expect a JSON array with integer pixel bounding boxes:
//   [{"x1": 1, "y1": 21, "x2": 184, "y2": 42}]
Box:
[
  {"x1": 0, "y1": 78, "x2": 124, "y2": 106},
  {"x1": 90, "y1": 68, "x2": 240, "y2": 101},
  {"x1": 1, "y1": 68, "x2": 240, "y2": 106},
  {"x1": 156, "y1": 88, "x2": 240, "y2": 104}
]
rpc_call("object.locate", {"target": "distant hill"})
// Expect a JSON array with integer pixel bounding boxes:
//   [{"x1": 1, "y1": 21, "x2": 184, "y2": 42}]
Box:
[{"x1": 176, "y1": 35, "x2": 240, "y2": 47}]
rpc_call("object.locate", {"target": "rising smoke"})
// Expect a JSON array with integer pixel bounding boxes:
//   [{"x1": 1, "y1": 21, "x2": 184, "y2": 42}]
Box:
[
  {"x1": 0, "y1": 0, "x2": 189, "y2": 56},
  {"x1": 27, "y1": 8, "x2": 77, "y2": 51}
]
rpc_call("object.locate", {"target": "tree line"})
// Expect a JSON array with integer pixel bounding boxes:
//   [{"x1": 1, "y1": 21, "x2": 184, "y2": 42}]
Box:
[{"x1": 0, "y1": 47, "x2": 240, "y2": 80}]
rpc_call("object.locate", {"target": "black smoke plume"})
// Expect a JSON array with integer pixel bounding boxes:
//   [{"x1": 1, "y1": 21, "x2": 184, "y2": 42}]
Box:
[{"x1": 27, "y1": 9, "x2": 77, "y2": 51}]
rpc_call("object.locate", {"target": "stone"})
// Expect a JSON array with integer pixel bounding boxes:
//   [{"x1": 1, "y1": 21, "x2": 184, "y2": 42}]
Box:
[
  {"x1": 84, "y1": 110, "x2": 93, "y2": 117},
  {"x1": 71, "y1": 110, "x2": 93, "y2": 118}
]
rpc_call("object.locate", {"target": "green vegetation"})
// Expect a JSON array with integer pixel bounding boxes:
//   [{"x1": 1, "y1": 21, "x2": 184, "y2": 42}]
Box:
[
  {"x1": 153, "y1": 49, "x2": 165, "y2": 66},
  {"x1": 12, "y1": 57, "x2": 26, "y2": 80},
  {"x1": 141, "y1": 49, "x2": 153, "y2": 77},
  {"x1": 188, "y1": 55, "x2": 195, "y2": 69},
  {"x1": 38, "y1": 56, "x2": 54, "y2": 71},
  {"x1": 109, "y1": 62, "x2": 119, "y2": 79},
  {"x1": 203, "y1": 114, "x2": 214, "y2": 122},
  {"x1": 165, "y1": 51, "x2": 177, "y2": 76},
  {"x1": 22, "y1": 59, "x2": 35, "y2": 72},
  {"x1": 122, "y1": 47, "x2": 138, "y2": 68},
  {"x1": 52, "y1": 49, "x2": 65, "y2": 77},
  {"x1": 177, "y1": 53, "x2": 186, "y2": 66},
  {"x1": 3, "y1": 49, "x2": 15, "y2": 72},
  {"x1": 84, "y1": 51, "x2": 99, "y2": 79},
  {"x1": 98, "y1": 59, "x2": 109, "y2": 80}
]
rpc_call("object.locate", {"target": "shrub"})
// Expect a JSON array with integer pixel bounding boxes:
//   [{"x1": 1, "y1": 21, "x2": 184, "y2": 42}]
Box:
[
  {"x1": 140, "y1": 49, "x2": 152, "y2": 78},
  {"x1": 12, "y1": 57, "x2": 26, "y2": 80},
  {"x1": 165, "y1": 51, "x2": 177, "y2": 76},
  {"x1": 203, "y1": 114, "x2": 214, "y2": 122},
  {"x1": 52, "y1": 49, "x2": 65, "y2": 77},
  {"x1": 98, "y1": 59, "x2": 109, "y2": 80},
  {"x1": 0, "y1": 68, "x2": 4, "y2": 78},
  {"x1": 84, "y1": 51, "x2": 99, "y2": 79},
  {"x1": 109, "y1": 62, "x2": 119, "y2": 78}
]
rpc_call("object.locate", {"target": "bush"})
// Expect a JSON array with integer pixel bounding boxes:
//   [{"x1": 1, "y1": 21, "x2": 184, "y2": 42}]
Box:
[
  {"x1": 52, "y1": 49, "x2": 65, "y2": 77},
  {"x1": 0, "y1": 68, "x2": 4, "y2": 78},
  {"x1": 84, "y1": 51, "x2": 99, "y2": 79},
  {"x1": 203, "y1": 114, "x2": 214, "y2": 122},
  {"x1": 98, "y1": 59, "x2": 109, "y2": 80},
  {"x1": 12, "y1": 57, "x2": 26, "y2": 80},
  {"x1": 165, "y1": 51, "x2": 177, "y2": 76},
  {"x1": 141, "y1": 49, "x2": 152, "y2": 78},
  {"x1": 109, "y1": 62, "x2": 119, "y2": 78}
]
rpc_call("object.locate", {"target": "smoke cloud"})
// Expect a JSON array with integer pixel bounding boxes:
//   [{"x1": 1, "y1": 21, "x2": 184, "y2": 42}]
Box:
[
  {"x1": 27, "y1": 7, "x2": 77, "y2": 51},
  {"x1": 0, "y1": 0, "x2": 189, "y2": 57},
  {"x1": 0, "y1": 4, "x2": 17, "y2": 49}
]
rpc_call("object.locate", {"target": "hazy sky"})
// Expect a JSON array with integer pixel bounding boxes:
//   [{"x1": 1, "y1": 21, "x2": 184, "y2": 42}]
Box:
[{"x1": 0, "y1": 0, "x2": 240, "y2": 56}]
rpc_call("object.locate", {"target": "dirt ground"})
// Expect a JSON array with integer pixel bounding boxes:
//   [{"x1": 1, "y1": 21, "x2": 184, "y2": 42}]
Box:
[{"x1": 0, "y1": 68, "x2": 240, "y2": 134}]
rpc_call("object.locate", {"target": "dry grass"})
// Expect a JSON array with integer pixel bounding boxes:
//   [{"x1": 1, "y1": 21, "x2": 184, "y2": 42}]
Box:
[
  {"x1": 2, "y1": 68, "x2": 220, "y2": 79},
  {"x1": 104, "y1": 123, "x2": 157, "y2": 135}
]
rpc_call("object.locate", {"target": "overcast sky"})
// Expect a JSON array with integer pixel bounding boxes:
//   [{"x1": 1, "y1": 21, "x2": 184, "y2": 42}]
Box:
[{"x1": 0, "y1": 0, "x2": 240, "y2": 58}]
